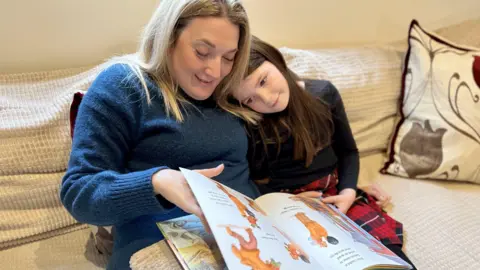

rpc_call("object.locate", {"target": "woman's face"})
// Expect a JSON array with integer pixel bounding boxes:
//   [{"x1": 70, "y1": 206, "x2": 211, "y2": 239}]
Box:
[
  {"x1": 170, "y1": 17, "x2": 239, "y2": 100},
  {"x1": 233, "y1": 61, "x2": 290, "y2": 114}
]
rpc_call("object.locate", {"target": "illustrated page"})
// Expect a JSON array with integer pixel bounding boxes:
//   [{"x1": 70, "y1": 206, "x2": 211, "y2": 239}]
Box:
[
  {"x1": 256, "y1": 193, "x2": 411, "y2": 270},
  {"x1": 158, "y1": 215, "x2": 227, "y2": 270},
  {"x1": 180, "y1": 168, "x2": 325, "y2": 270}
]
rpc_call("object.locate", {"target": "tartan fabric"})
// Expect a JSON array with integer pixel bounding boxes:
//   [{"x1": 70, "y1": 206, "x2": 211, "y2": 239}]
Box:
[{"x1": 287, "y1": 169, "x2": 403, "y2": 246}]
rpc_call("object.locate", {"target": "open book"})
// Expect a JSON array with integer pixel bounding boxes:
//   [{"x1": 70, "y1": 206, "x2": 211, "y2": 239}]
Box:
[{"x1": 157, "y1": 168, "x2": 413, "y2": 270}]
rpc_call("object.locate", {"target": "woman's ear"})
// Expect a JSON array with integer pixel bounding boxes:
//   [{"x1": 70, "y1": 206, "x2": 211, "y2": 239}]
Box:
[{"x1": 296, "y1": 81, "x2": 305, "y2": 88}]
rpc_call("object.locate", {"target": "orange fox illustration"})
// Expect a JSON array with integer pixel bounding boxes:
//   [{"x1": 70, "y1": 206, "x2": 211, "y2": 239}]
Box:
[
  {"x1": 291, "y1": 196, "x2": 352, "y2": 233},
  {"x1": 291, "y1": 196, "x2": 394, "y2": 257},
  {"x1": 217, "y1": 183, "x2": 259, "y2": 228},
  {"x1": 294, "y1": 212, "x2": 331, "y2": 247},
  {"x1": 226, "y1": 227, "x2": 281, "y2": 270}
]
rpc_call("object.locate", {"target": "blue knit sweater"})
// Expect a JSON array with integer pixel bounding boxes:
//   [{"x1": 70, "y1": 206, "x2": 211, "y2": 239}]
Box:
[{"x1": 60, "y1": 64, "x2": 260, "y2": 269}]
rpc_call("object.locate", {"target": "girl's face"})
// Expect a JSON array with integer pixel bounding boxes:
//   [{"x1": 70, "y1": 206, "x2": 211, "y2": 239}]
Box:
[{"x1": 233, "y1": 61, "x2": 290, "y2": 114}]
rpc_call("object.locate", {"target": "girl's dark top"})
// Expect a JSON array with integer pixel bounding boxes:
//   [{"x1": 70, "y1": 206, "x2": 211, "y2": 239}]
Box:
[{"x1": 248, "y1": 79, "x2": 359, "y2": 194}]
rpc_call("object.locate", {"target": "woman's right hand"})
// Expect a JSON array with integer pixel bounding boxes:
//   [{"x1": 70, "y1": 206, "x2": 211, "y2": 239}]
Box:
[{"x1": 152, "y1": 164, "x2": 225, "y2": 232}]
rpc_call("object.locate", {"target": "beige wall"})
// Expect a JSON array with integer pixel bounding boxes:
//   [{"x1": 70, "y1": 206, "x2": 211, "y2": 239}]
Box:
[{"x1": 1, "y1": 0, "x2": 479, "y2": 73}]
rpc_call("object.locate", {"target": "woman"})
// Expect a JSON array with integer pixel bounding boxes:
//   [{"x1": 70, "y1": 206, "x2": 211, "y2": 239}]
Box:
[
  {"x1": 60, "y1": 1, "x2": 258, "y2": 269},
  {"x1": 224, "y1": 36, "x2": 417, "y2": 268}
]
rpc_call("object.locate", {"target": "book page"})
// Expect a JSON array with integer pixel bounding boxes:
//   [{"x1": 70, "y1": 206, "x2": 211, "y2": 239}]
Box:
[
  {"x1": 256, "y1": 193, "x2": 411, "y2": 270},
  {"x1": 157, "y1": 215, "x2": 226, "y2": 270},
  {"x1": 180, "y1": 168, "x2": 325, "y2": 270}
]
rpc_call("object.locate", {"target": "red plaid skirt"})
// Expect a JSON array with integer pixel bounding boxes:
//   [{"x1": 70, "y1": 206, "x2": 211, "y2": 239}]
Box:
[{"x1": 284, "y1": 170, "x2": 403, "y2": 246}]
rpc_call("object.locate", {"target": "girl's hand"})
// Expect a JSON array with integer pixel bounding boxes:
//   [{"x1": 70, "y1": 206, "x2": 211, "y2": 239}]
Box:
[
  {"x1": 152, "y1": 164, "x2": 225, "y2": 233},
  {"x1": 363, "y1": 183, "x2": 391, "y2": 208},
  {"x1": 322, "y1": 188, "x2": 356, "y2": 214}
]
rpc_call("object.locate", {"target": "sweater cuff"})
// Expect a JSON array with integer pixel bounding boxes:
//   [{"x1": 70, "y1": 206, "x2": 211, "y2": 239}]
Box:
[{"x1": 107, "y1": 166, "x2": 174, "y2": 219}]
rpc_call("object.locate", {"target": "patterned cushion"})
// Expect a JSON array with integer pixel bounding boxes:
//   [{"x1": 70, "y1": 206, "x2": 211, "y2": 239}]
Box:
[{"x1": 382, "y1": 20, "x2": 480, "y2": 184}]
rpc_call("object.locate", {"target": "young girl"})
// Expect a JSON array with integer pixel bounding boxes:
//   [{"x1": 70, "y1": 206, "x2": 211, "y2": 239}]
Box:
[{"x1": 227, "y1": 36, "x2": 416, "y2": 268}]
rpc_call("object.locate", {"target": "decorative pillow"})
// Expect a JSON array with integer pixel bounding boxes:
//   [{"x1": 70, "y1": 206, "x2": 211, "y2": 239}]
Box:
[{"x1": 382, "y1": 20, "x2": 480, "y2": 184}]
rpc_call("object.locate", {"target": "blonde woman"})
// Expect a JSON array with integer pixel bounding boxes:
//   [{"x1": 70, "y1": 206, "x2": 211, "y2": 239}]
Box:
[{"x1": 60, "y1": 1, "x2": 257, "y2": 268}]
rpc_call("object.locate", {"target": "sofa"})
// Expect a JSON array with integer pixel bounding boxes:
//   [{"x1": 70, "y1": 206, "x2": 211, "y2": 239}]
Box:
[{"x1": 1, "y1": 6, "x2": 479, "y2": 270}]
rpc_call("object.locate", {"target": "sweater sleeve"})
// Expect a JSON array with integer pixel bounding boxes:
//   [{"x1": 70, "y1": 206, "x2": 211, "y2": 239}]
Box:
[
  {"x1": 60, "y1": 64, "x2": 174, "y2": 226},
  {"x1": 309, "y1": 80, "x2": 360, "y2": 191},
  {"x1": 326, "y1": 82, "x2": 360, "y2": 191}
]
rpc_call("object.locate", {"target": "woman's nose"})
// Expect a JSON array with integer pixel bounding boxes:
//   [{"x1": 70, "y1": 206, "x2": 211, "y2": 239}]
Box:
[{"x1": 204, "y1": 57, "x2": 221, "y2": 79}]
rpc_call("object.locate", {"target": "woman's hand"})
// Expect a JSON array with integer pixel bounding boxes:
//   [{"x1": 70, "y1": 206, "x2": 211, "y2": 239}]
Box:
[
  {"x1": 152, "y1": 164, "x2": 225, "y2": 233},
  {"x1": 322, "y1": 188, "x2": 356, "y2": 214},
  {"x1": 295, "y1": 191, "x2": 323, "y2": 199},
  {"x1": 363, "y1": 183, "x2": 391, "y2": 208}
]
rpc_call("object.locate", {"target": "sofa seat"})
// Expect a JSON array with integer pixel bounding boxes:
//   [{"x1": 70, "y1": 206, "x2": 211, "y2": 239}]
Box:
[{"x1": 1, "y1": 225, "x2": 108, "y2": 270}]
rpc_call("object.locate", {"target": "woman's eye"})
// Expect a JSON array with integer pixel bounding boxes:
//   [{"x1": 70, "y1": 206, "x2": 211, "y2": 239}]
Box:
[
  {"x1": 196, "y1": 50, "x2": 208, "y2": 58},
  {"x1": 223, "y1": 56, "x2": 235, "y2": 62}
]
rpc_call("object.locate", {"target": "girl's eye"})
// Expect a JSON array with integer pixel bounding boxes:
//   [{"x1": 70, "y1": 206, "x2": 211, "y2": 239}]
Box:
[
  {"x1": 245, "y1": 97, "x2": 254, "y2": 105},
  {"x1": 223, "y1": 56, "x2": 235, "y2": 62},
  {"x1": 260, "y1": 76, "x2": 267, "y2": 87}
]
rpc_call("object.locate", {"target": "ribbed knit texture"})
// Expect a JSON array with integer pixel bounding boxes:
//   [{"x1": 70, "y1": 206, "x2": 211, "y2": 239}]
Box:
[{"x1": 0, "y1": 62, "x2": 111, "y2": 249}]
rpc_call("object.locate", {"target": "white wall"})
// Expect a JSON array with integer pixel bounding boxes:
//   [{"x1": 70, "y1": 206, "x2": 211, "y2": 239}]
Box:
[
  {"x1": 1, "y1": 0, "x2": 479, "y2": 73},
  {"x1": 245, "y1": 0, "x2": 480, "y2": 48}
]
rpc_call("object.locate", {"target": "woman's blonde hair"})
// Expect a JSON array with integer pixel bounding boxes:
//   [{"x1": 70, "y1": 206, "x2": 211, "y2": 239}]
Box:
[{"x1": 113, "y1": 0, "x2": 252, "y2": 122}]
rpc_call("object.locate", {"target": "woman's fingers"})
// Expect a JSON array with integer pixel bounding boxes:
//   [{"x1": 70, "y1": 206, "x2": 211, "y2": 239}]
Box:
[
  {"x1": 195, "y1": 164, "x2": 225, "y2": 179},
  {"x1": 297, "y1": 191, "x2": 323, "y2": 198},
  {"x1": 321, "y1": 195, "x2": 339, "y2": 204}
]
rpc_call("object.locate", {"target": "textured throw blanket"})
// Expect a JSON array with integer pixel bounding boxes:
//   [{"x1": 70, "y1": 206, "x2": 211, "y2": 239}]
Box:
[{"x1": 0, "y1": 64, "x2": 109, "y2": 249}]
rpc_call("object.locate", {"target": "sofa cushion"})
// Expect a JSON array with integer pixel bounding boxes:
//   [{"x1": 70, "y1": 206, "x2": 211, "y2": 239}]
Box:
[
  {"x1": 359, "y1": 154, "x2": 480, "y2": 270},
  {"x1": 382, "y1": 20, "x2": 480, "y2": 184},
  {"x1": 0, "y1": 227, "x2": 108, "y2": 270},
  {"x1": 280, "y1": 46, "x2": 404, "y2": 155}
]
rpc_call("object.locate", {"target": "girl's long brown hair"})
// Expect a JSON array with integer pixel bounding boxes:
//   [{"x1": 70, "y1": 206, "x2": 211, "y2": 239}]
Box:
[{"x1": 245, "y1": 36, "x2": 334, "y2": 166}]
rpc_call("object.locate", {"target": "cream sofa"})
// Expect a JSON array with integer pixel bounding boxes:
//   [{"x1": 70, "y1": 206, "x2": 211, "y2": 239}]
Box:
[{"x1": 1, "y1": 4, "x2": 480, "y2": 270}]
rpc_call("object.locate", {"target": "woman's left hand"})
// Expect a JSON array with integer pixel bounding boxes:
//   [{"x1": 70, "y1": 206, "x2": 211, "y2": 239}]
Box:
[{"x1": 321, "y1": 188, "x2": 356, "y2": 214}]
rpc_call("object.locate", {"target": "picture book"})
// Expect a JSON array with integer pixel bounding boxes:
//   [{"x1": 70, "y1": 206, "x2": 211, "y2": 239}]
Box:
[{"x1": 157, "y1": 168, "x2": 413, "y2": 270}]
